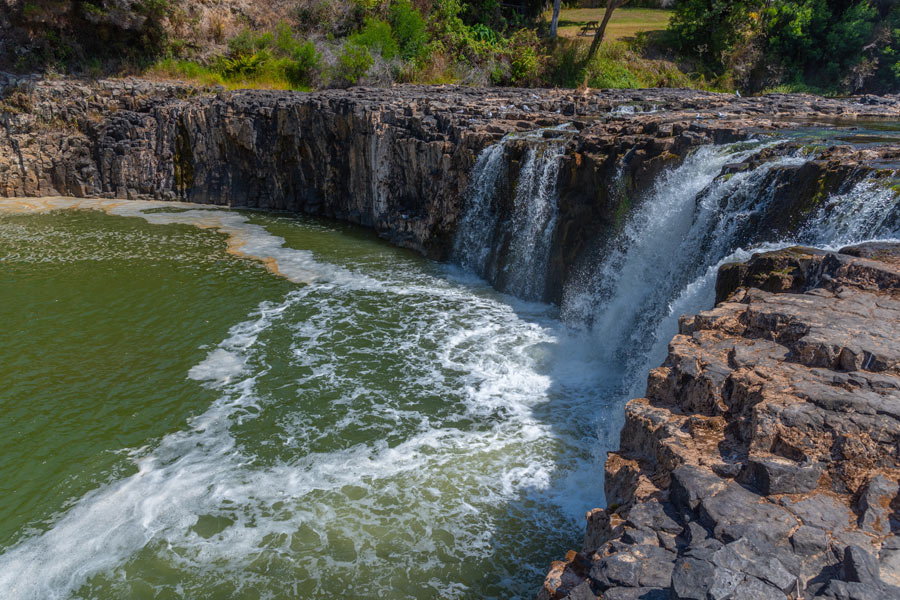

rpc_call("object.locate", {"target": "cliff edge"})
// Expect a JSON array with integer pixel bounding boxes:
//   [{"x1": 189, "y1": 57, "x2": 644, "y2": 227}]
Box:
[
  {"x1": 3, "y1": 76, "x2": 900, "y2": 303},
  {"x1": 539, "y1": 243, "x2": 900, "y2": 599}
]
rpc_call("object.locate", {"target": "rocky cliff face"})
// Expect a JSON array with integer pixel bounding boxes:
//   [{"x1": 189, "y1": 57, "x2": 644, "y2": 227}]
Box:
[
  {"x1": 4, "y1": 76, "x2": 900, "y2": 596},
  {"x1": 539, "y1": 244, "x2": 900, "y2": 600},
  {"x1": 3, "y1": 76, "x2": 900, "y2": 301}
]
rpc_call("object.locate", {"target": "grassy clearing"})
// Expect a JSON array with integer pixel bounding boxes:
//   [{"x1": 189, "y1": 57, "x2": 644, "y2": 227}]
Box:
[
  {"x1": 145, "y1": 58, "x2": 304, "y2": 90},
  {"x1": 550, "y1": 38, "x2": 719, "y2": 91},
  {"x1": 549, "y1": 8, "x2": 672, "y2": 41}
]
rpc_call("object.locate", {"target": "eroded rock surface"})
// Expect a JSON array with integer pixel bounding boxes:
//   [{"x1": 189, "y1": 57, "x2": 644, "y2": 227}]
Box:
[
  {"x1": 539, "y1": 243, "x2": 900, "y2": 600},
  {"x1": 3, "y1": 77, "x2": 900, "y2": 302}
]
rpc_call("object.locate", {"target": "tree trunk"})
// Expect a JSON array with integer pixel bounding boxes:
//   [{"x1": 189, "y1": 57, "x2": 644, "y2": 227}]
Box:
[
  {"x1": 586, "y1": 0, "x2": 628, "y2": 63},
  {"x1": 550, "y1": 0, "x2": 562, "y2": 39}
]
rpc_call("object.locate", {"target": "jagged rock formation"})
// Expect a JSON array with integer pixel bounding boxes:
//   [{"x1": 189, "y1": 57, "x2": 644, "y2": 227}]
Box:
[
  {"x1": 3, "y1": 76, "x2": 900, "y2": 302},
  {"x1": 539, "y1": 244, "x2": 900, "y2": 600},
  {"x1": 3, "y1": 76, "x2": 900, "y2": 595}
]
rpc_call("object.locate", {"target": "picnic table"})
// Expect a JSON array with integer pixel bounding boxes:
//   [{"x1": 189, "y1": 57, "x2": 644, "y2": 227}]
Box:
[{"x1": 579, "y1": 21, "x2": 600, "y2": 36}]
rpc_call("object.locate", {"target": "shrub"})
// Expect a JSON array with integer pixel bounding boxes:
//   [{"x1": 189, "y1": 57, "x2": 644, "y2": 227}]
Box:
[
  {"x1": 469, "y1": 23, "x2": 500, "y2": 45},
  {"x1": 351, "y1": 18, "x2": 399, "y2": 59},
  {"x1": 389, "y1": 0, "x2": 428, "y2": 60},
  {"x1": 220, "y1": 51, "x2": 270, "y2": 78},
  {"x1": 335, "y1": 42, "x2": 374, "y2": 84},
  {"x1": 668, "y1": 0, "x2": 757, "y2": 74},
  {"x1": 508, "y1": 29, "x2": 543, "y2": 85},
  {"x1": 227, "y1": 28, "x2": 274, "y2": 57},
  {"x1": 284, "y1": 41, "x2": 321, "y2": 87},
  {"x1": 228, "y1": 29, "x2": 257, "y2": 57}
]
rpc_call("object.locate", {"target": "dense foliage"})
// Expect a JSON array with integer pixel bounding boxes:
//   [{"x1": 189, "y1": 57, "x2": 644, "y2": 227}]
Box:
[
  {"x1": 7, "y1": 0, "x2": 174, "y2": 71},
  {"x1": 669, "y1": 0, "x2": 900, "y2": 93},
  {"x1": 7, "y1": 0, "x2": 899, "y2": 93}
]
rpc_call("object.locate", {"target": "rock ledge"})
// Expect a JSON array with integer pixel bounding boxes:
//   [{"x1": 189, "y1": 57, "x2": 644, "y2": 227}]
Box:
[{"x1": 540, "y1": 243, "x2": 900, "y2": 600}]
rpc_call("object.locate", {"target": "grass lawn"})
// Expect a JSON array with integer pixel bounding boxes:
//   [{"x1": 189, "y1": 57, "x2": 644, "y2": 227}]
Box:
[{"x1": 548, "y1": 7, "x2": 672, "y2": 41}]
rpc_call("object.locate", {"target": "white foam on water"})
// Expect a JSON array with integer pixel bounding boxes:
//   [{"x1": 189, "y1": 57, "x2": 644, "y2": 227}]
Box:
[
  {"x1": 0, "y1": 197, "x2": 370, "y2": 286},
  {"x1": 0, "y1": 292, "x2": 296, "y2": 599},
  {"x1": 0, "y1": 227, "x2": 599, "y2": 598}
]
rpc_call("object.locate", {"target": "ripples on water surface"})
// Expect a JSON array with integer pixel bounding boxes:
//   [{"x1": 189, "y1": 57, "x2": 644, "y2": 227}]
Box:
[
  {"x1": 3, "y1": 136, "x2": 898, "y2": 600},
  {"x1": 0, "y1": 199, "x2": 610, "y2": 599}
]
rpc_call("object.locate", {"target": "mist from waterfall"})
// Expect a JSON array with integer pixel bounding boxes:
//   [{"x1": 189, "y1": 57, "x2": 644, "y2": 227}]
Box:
[{"x1": 454, "y1": 134, "x2": 900, "y2": 464}]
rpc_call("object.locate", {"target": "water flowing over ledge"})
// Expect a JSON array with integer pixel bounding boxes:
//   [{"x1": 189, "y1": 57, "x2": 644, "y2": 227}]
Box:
[
  {"x1": 453, "y1": 125, "x2": 575, "y2": 301},
  {"x1": 4, "y1": 79, "x2": 900, "y2": 302},
  {"x1": 3, "y1": 79, "x2": 900, "y2": 599}
]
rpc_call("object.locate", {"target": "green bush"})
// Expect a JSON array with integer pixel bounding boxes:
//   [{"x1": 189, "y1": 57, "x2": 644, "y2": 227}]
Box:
[
  {"x1": 220, "y1": 51, "x2": 270, "y2": 78},
  {"x1": 389, "y1": 0, "x2": 429, "y2": 60},
  {"x1": 335, "y1": 42, "x2": 374, "y2": 84},
  {"x1": 668, "y1": 0, "x2": 757, "y2": 74},
  {"x1": 351, "y1": 18, "x2": 399, "y2": 59},
  {"x1": 508, "y1": 29, "x2": 542, "y2": 85},
  {"x1": 669, "y1": 0, "x2": 899, "y2": 93},
  {"x1": 284, "y1": 41, "x2": 321, "y2": 87},
  {"x1": 469, "y1": 23, "x2": 500, "y2": 45},
  {"x1": 228, "y1": 29, "x2": 258, "y2": 57},
  {"x1": 761, "y1": 0, "x2": 877, "y2": 89}
]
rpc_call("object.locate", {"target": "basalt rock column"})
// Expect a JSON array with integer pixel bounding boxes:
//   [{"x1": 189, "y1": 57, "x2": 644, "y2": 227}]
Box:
[{"x1": 539, "y1": 244, "x2": 900, "y2": 600}]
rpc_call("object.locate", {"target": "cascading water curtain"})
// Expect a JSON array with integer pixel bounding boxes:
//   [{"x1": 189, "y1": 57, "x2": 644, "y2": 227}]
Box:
[{"x1": 453, "y1": 126, "x2": 575, "y2": 301}]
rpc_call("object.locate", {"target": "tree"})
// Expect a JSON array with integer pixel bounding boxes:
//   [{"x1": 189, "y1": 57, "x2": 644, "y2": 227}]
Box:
[
  {"x1": 550, "y1": 0, "x2": 562, "y2": 38},
  {"x1": 668, "y1": 0, "x2": 759, "y2": 74},
  {"x1": 586, "y1": 0, "x2": 630, "y2": 62}
]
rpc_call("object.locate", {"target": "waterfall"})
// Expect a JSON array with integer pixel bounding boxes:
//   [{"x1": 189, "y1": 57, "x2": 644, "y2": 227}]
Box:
[
  {"x1": 453, "y1": 126, "x2": 574, "y2": 301},
  {"x1": 452, "y1": 132, "x2": 899, "y2": 446},
  {"x1": 454, "y1": 135, "x2": 900, "y2": 372},
  {"x1": 562, "y1": 141, "x2": 900, "y2": 394},
  {"x1": 453, "y1": 132, "x2": 900, "y2": 395},
  {"x1": 799, "y1": 176, "x2": 900, "y2": 246},
  {"x1": 560, "y1": 142, "x2": 796, "y2": 371}
]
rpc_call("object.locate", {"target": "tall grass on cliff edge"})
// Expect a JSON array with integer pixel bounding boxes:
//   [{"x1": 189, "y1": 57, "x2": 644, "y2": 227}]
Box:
[
  {"x1": 147, "y1": 22, "x2": 320, "y2": 91},
  {"x1": 548, "y1": 38, "x2": 721, "y2": 91}
]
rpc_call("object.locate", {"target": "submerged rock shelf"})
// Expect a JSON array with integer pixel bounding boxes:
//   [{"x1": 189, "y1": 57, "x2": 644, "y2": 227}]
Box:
[{"x1": 539, "y1": 244, "x2": 900, "y2": 600}]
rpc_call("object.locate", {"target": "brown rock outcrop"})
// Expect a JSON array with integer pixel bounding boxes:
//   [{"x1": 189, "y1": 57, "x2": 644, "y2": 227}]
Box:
[
  {"x1": 3, "y1": 77, "x2": 900, "y2": 304},
  {"x1": 539, "y1": 243, "x2": 900, "y2": 599}
]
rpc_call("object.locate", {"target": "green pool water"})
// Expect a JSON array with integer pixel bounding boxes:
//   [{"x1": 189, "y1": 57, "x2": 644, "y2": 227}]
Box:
[{"x1": 0, "y1": 201, "x2": 609, "y2": 600}]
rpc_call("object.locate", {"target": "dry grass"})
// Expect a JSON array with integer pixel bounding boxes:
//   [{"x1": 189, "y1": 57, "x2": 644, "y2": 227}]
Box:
[{"x1": 548, "y1": 7, "x2": 672, "y2": 41}]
